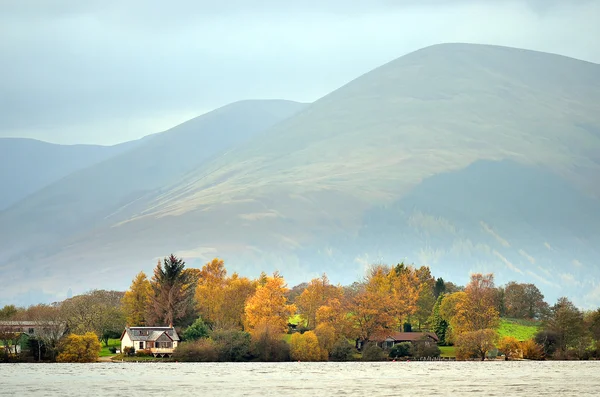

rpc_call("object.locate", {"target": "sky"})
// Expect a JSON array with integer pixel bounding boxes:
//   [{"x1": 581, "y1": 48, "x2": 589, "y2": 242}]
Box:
[{"x1": 1, "y1": 0, "x2": 599, "y2": 145}]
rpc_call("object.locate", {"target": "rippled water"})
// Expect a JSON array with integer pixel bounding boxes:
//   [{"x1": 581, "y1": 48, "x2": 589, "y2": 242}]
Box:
[{"x1": 2, "y1": 361, "x2": 600, "y2": 396}]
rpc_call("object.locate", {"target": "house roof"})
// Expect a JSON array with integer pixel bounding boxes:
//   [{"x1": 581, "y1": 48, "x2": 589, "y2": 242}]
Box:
[
  {"x1": 372, "y1": 331, "x2": 439, "y2": 343},
  {"x1": 121, "y1": 326, "x2": 180, "y2": 342}
]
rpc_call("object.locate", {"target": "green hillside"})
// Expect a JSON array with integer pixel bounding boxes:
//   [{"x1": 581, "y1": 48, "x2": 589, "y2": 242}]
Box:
[{"x1": 498, "y1": 318, "x2": 540, "y2": 341}]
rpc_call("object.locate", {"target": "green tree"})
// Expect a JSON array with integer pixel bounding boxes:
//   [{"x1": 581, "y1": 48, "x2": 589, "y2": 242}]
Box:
[
  {"x1": 428, "y1": 294, "x2": 449, "y2": 345},
  {"x1": 0, "y1": 305, "x2": 19, "y2": 320},
  {"x1": 183, "y1": 317, "x2": 210, "y2": 341},
  {"x1": 211, "y1": 329, "x2": 252, "y2": 361},
  {"x1": 433, "y1": 278, "x2": 446, "y2": 298},
  {"x1": 542, "y1": 297, "x2": 585, "y2": 356}
]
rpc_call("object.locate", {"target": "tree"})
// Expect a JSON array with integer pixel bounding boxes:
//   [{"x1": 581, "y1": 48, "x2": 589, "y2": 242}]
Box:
[
  {"x1": 428, "y1": 294, "x2": 449, "y2": 345},
  {"x1": 60, "y1": 289, "x2": 125, "y2": 346},
  {"x1": 296, "y1": 274, "x2": 341, "y2": 329},
  {"x1": 250, "y1": 321, "x2": 290, "y2": 362},
  {"x1": 25, "y1": 303, "x2": 67, "y2": 361},
  {"x1": 122, "y1": 271, "x2": 152, "y2": 326},
  {"x1": 211, "y1": 329, "x2": 252, "y2": 361},
  {"x1": 244, "y1": 273, "x2": 295, "y2": 335},
  {"x1": 586, "y1": 309, "x2": 600, "y2": 344},
  {"x1": 0, "y1": 305, "x2": 19, "y2": 320},
  {"x1": 148, "y1": 255, "x2": 196, "y2": 326},
  {"x1": 290, "y1": 331, "x2": 323, "y2": 361},
  {"x1": 498, "y1": 336, "x2": 521, "y2": 360},
  {"x1": 195, "y1": 258, "x2": 227, "y2": 329},
  {"x1": 57, "y1": 332, "x2": 101, "y2": 363},
  {"x1": 542, "y1": 297, "x2": 585, "y2": 356},
  {"x1": 455, "y1": 329, "x2": 498, "y2": 361},
  {"x1": 504, "y1": 282, "x2": 547, "y2": 319},
  {"x1": 329, "y1": 338, "x2": 353, "y2": 361},
  {"x1": 314, "y1": 323, "x2": 336, "y2": 358},
  {"x1": 434, "y1": 278, "x2": 446, "y2": 298},
  {"x1": 221, "y1": 273, "x2": 257, "y2": 330},
  {"x1": 183, "y1": 317, "x2": 210, "y2": 341}
]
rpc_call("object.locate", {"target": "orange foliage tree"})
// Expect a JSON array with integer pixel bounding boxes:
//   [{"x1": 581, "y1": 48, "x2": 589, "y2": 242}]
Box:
[
  {"x1": 290, "y1": 330, "x2": 324, "y2": 361},
  {"x1": 296, "y1": 274, "x2": 342, "y2": 329},
  {"x1": 244, "y1": 272, "x2": 296, "y2": 335},
  {"x1": 122, "y1": 271, "x2": 152, "y2": 326}
]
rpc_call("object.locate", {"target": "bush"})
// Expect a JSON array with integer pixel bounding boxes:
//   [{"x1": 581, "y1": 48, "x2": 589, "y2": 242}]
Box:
[
  {"x1": 330, "y1": 338, "x2": 353, "y2": 361},
  {"x1": 109, "y1": 347, "x2": 117, "y2": 354},
  {"x1": 290, "y1": 331, "x2": 324, "y2": 361},
  {"x1": 123, "y1": 346, "x2": 135, "y2": 356},
  {"x1": 211, "y1": 329, "x2": 252, "y2": 362},
  {"x1": 361, "y1": 342, "x2": 386, "y2": 361},
  {"x1": 389, "y1": 342, "x2": 412, "y2": 358},
  {"x1": 183, "y1": 317, "x2": 210, "y2": 341},
  {"x1": 57, "y1": 332, "x2": 102, "y2": 363},
  {"x1": 172, "y1": 339, "x2": 218, "y2": 362},
  {"x1": 412, "y1": 342, "x2": 441, "y2": 359},
  {"x1": 135, "y1": 349, "x2": 152, "y2": 357},
  {"x1": 251, "y1": 321, "x2": 290, "y2": 362}
]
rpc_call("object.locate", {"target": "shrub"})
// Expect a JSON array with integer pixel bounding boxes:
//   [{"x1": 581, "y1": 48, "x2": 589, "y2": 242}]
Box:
[
  {"x1": 389, "y1": 342, "x2": 412, "y2": 358},
  {"x1": 290, "y1": 331, "x2": 323, "y2": 361},
  {"x1": 211, "y1": 329, "x2": 252, "y2": 362},
  {"x1": 57, "y1": 332, "x2": 102, "y2": 363},
  {"x1": 135, "y1": 349, "x2": 152, "y2": 357},
  {"x1": 251, "y1": 321, "x2": 290, "y2": 362},
  {"x1": 361, "y1": 342, "x2": 386, "y2": 361},
  {"x1": 109, "y1": 347, "x2": 117, "y2": 354},
  {"x1": 314, "y1": 324, "x2": 336, "y2": 357},
  {"x1": 498, "y1": 336, "x2": 521, "y2": 360},
  {"x1": 330, "y1": 338, "x2": 353, "y2": 361},
  {"x1": 455, "y1": 329, "x2": 498, "y2": 361},
  {"x1": 123, "y1": 346, "x2": 135, "y2": 356},
  {"x1": 183, "y1": 317, "x2": 210, "y2": 341},
  {"x1": 172, "y1": 339, "x2": 218, "y2": 362}
]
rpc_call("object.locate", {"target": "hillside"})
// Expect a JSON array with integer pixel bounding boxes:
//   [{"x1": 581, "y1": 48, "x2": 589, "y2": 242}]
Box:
[
  {"x1": 1, "y1": 43, "x2": 599, "y2": 307},
  {"x1": 0, "y1": 138, "x2": 140, "y2": 210}
]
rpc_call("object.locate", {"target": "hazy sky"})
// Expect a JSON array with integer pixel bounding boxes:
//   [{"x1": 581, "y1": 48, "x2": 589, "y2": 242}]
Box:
[{"x1": 1, "y1": 0, "x2": 599, "y2": 145}]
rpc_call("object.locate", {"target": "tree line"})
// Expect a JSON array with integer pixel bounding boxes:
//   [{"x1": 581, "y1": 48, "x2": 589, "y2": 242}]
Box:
[{"x1": 1, "y1": 254, "x2": 599, "y2": 362}]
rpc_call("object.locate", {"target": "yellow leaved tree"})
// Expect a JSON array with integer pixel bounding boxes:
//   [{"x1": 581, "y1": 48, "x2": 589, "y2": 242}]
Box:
[
  {"x1": 290, "y1": 331, "x2": 324, "y2": 361},
  {"x1": 244, "y1": 272, "x2": 296, "y2": 334},
  {"x1": 57, "y1": 332, "x2": 102, "y2": 363},
  {"x1": 122, "y1": 271, "x2": 152, "y2": 326}
]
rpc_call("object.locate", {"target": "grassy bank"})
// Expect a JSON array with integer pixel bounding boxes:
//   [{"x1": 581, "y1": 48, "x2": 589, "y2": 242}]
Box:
[
  {"x1": 99, "y1": 338, "x2": 121, "y2": 357},
  {"x1": 498, "y1": 318, "x2": 540, "y2": 341}
]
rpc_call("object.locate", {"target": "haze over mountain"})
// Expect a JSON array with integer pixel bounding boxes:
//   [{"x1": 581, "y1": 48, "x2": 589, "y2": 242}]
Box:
[
  {"x1": 0, "y1": 138, "x2": 141, "y2": 210},
  {"x1": 1, "y1": 43, "x2": 599, "y2": 308}
]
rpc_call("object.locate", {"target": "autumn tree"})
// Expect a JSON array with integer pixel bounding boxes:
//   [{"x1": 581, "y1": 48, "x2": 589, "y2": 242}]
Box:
[
  {"x1": 57, "y1": 332, "x2": 102, "y2": 363},
  {"x1": 195, "y1": 258, "x2": 228, "y2": 328},
  {"x1": 0, "y1": 305, "x2": 19, "y2": 320},
  {"x1": 520, "y1": 338, "x2": 544, "y2": 360},
  {"x1": 316, "y1": 296, "x2": 353, "y2": 340},
  {"x1": 222, "y1": 273, "x2": 257, "y2": 330},
  {"x1": 455, "y1": 329, "x2": 498, "y2": 361},
  {"x1": 351, "y1": 264, "x2": 419, "y2": 341},
  {"x1": 296, "y1": 274, "x2": 341, "y2": 329},
  {"x1": 244, "y1": 272, "x2": 295, "y2": 335},
  {"x1": 314, "y1": 323, "x2": 336, "y2": 358},
  {"x1": 148, "y1": 255, "x2": 196, "y2": 327},
  {"x1": 290, "y1": 331, "x2": 323, "y2": 361},
  {"x1": 504, "y1": 282, "x2": 547, "y2": 319},
  {"x1": 122, "y1": 271, "x2": 152, "y2": 326}
]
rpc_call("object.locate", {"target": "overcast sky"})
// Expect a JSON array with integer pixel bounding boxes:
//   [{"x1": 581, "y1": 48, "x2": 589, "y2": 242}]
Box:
[{"x1": 1, "y1": 0, "x2": 599, "y2": 145}]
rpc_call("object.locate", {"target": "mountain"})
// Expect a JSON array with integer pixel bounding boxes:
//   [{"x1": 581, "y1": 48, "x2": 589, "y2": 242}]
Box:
[
  {"x1": 0, "y1": 138, "x2": 140, "y2": 210},
  {"x1": 2, "y1": 43, "x2": 599, "y2": 307}
]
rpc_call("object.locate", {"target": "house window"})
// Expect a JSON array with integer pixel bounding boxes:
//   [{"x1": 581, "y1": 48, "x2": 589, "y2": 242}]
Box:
[
  {"x1": 28, "y1": 328, "x2": 35, "y2": 334},
  {"x1": 139, "y1": 342, "x2": 144, "y2": 349}
]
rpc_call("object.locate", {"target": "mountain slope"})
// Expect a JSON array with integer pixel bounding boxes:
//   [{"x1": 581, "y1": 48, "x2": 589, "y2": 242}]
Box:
[
  {"x1": 0, "y1": 138, "x2": 139, "y2": 210},
  {"x1": 2, "y1": 43, "x2": 600, "y2": 307},
  {"x1": 0, "y1": 99, "x2": 307, "y2": 261}
]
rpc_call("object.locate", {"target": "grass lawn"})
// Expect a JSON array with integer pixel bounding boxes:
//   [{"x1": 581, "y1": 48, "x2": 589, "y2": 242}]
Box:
[
  {"x1": 498, "y1": 318, "x2": 540, "y2": 341},
  {"x1": 99, "y1": 338, "x2": 121, "y2": 357},
  {"x1": 439, "y1": 346, "x2": 456, "y2": 358}
]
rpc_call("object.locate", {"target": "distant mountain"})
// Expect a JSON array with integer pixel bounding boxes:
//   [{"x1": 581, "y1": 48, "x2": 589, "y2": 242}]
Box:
[
  {"x1": 0, "y1": 138, "x2": 140, "y2": 210},
  {"x1": 2, "y1": 44, "x2": 599, "y2": 308}
]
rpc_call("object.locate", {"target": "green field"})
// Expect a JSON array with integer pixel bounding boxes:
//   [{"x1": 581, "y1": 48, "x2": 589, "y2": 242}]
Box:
[
  {"x1": 498, "y1": 318, "x2": 540, "y2": 341},
  {"x1": 99, "y1": 338, "x2": 121, "y2": 357},
  {"x1": 439, "y1": 346, "x2": 456, "y2": 358}
]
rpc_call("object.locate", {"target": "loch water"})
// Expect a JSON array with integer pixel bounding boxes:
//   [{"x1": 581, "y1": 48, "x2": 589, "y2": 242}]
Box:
[{"x1": 2, "y1": 361, "x2": 600, "y2": 396}]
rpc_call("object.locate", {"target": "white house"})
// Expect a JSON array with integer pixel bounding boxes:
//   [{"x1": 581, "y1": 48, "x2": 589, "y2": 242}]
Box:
[{"x1": 120, "y1": 325, "x2": 180, "y2": 357}]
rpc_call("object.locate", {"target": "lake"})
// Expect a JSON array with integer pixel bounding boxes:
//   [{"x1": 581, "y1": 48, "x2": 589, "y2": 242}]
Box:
[{"x1": 2, "y1": 361, "x2": 599, "y2": 396}]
